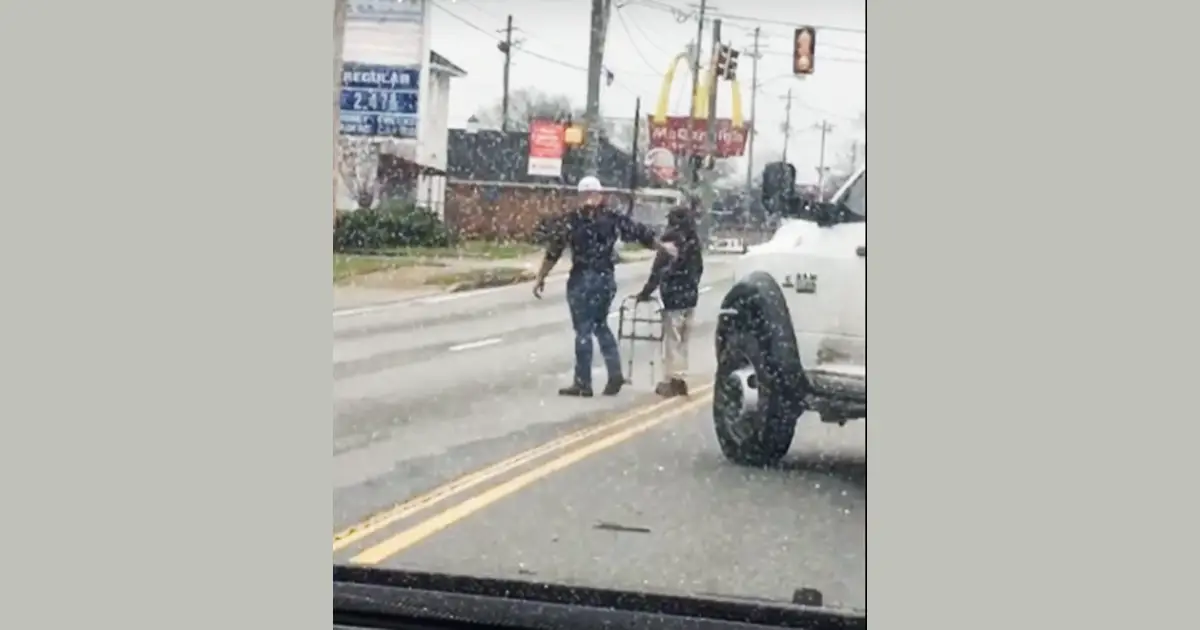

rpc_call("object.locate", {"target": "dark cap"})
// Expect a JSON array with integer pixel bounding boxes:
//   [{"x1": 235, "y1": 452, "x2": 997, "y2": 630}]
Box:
[{"x1": 667, "y1": 204, "x2": 695, "y2": 227}]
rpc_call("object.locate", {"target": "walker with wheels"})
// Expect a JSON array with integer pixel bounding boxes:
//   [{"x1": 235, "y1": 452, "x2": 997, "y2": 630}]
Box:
[{"x1": 615, "y1": 294, "x2": 664, "y2": 385}]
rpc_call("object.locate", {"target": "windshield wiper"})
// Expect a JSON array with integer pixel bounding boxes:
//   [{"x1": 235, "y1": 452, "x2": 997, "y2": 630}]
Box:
[{"x1": 334, "y1": 564, "x2": 866, "y2": 630}]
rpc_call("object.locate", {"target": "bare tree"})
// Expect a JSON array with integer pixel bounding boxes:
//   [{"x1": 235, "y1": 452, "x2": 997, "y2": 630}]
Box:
[
  {"x1": 338, "y1": 138, "x2": 382, "y2": 210},
  {"x1": 601, "y1": 116, "x2": 650, "y2": 155},
  {"x1": 473, "y1": 88, "x2": 583, "y2": 131}
]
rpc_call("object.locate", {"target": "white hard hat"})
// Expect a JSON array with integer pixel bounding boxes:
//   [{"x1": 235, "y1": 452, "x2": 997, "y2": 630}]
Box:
[{"x1": 577, "y1": 176, "x2": 603, "y2": 193}]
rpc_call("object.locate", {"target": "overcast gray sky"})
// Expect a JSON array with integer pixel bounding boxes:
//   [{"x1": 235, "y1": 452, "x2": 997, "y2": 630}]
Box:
[{"x1": 429, "y1": 0, "x2": 865, "y2": 184}]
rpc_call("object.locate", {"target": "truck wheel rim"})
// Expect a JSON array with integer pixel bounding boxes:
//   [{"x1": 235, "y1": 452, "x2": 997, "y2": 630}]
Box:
[{"x1": 723, "y1": 358, "x2": 761, "y2": 444}]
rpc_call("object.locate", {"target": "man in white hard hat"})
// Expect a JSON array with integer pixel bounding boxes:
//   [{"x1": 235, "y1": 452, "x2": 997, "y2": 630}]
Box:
[{"x1": 533, "y1": 176, "x2": 678, "y2": 397}]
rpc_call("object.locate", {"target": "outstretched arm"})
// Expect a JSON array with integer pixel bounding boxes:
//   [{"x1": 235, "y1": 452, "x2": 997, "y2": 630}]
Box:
[{"x1": 616, "y1": 214, "x2": 677, "y2": 259}]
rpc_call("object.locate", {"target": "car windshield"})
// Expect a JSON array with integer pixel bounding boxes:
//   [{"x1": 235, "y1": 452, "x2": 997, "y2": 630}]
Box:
[{"x1": 333, "y1": 0, "x2": 866, "y2": 617}]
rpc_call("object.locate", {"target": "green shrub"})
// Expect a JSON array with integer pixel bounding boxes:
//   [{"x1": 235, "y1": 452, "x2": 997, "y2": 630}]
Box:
[{"x1": 333, "y1": 201, "x2": 451, "y2": 251}]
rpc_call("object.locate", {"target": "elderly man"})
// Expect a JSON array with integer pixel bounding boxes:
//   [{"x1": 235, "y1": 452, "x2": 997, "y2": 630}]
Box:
[
  {"x1": 533, "y1": 176, "x2": 677, "y2": 397},
  {"x1": 636, "y1": 203, "x2": 704, "y2": 397}
]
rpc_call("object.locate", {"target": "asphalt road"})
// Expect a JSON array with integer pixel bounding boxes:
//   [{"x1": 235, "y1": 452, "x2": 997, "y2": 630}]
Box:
[{"x1": 332, "y1": 257, "x2": 867, "y2": 612}]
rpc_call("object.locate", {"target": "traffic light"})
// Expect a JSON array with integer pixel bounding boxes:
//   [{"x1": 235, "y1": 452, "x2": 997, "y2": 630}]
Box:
[
  {"x1": 793, "y1": 26, "x2": 816, "y2": 75},
  {"x1": 715, "y1": 44, "x2": 739, "y2": 81}
]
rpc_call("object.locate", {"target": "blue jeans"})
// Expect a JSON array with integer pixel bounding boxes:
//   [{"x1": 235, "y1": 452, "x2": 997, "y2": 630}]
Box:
[{"x1": 566, "y1": 271, "x2": 621, "y2": 388}]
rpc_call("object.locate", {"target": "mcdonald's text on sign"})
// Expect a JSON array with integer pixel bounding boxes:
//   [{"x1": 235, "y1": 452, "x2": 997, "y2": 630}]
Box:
[{"x1": 646, "y1": 116, "x2": 751, "y2": 158}]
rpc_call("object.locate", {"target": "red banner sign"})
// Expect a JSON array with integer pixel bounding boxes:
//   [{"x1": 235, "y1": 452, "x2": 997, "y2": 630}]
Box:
[
  {"x1": 646, "y1": 116, "x2": 751, "y2": 158},
  {"x1": 527, "y1": 120, "x2": 566, "y2": 177}
]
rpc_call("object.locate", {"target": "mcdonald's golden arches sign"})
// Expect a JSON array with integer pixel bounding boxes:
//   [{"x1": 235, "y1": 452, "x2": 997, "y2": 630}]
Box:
[{"x1": 645, "y1": 50, "x2": 753, "y2": 159}]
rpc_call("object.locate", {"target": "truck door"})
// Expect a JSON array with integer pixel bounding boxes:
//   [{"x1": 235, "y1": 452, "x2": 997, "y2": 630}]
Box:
[{"x1": 784, "y1": 171, "x2": 866, "y2": 374}]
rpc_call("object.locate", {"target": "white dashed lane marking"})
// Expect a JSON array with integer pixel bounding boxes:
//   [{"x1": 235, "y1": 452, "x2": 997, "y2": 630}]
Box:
[
  {"x1": 448, "y1": 337, "x2": 504, "y2": 352},
  {"x1": 351, "y1": 286, "x2": 715, "y2": 351}
]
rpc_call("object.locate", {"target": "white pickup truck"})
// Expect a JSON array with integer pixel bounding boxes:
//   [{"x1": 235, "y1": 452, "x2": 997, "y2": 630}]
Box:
[{"x1": 711, "y1": 167, "x2": 866, "y2": 467}]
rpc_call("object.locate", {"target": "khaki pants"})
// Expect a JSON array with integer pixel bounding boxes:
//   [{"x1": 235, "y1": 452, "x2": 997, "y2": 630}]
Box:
[{"x1": 662, "y1": 308, "x2": 694, "y2": 381}]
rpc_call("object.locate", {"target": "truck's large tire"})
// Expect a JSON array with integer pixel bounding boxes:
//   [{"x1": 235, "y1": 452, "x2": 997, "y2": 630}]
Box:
[{"x1": 712, "y1": 272, "x2": 809, "y2": 467}]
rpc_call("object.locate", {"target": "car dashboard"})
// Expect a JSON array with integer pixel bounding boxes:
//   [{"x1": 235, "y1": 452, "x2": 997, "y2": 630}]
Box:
[{"x1": 334, "y1": 565, "x2": 866, "y2": 630}]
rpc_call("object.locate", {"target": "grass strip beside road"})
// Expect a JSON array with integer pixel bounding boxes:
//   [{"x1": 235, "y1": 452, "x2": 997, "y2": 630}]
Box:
[
  {"x1": 335, "y1": 240, "x2": 542, "y2": 286},
  {"x1": 424, "y1": 267, "x2": 536, "y2": 292},
  {"x1": 333, "y1": 254, "x2": 435, "y2": 284},
  {"x1": 344, "y1": 240, "x2": 540, "y2": 261}
]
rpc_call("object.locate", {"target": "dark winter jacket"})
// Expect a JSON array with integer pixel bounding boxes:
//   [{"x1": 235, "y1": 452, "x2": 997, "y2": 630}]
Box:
[
  {"x1": 543, "y1": 205, "x2": 658, "y2": 278},
  {"x1": 638, "y1": 207, "x2": 704, "y2": 310}
]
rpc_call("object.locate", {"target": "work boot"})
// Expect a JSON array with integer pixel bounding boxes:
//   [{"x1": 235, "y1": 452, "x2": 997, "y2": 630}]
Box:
[
  {"x1": 601, "y1": 378, "x2": 624, "y2": 396},
  {"x1": 671, "y1": 378, "x2": 689, "y2": 396},
  {"x1": 558, "y1": 384, "x2": 594, "y2": 397}
]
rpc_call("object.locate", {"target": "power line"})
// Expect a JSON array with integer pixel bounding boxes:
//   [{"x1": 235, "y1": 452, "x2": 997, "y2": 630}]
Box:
[
  {"x1": 756, "y1": 37, "x2": 864, "y2": 55},
  {"x1": 706, "y1": 9, "x2": 865, "y2": 34},
  {"x1": 433, "y1": 2, "x2": 502, "y2": 39},
  {"x1": 433, "y1": 2, "x2": 587, "y2": 70},
  {"x1": 431, "y1": 2, "x2": 642, "y2": 101},
  {"x1": 622, "y1": 4, "x2": 679, "y2": 58},
  {"x1": 759, "y1": 49, "x2": 866, "y2": 64},
  {"x1": 632, "y1": 1, "x2": 865, "y2": 36},
  {"x1": 431, "y1": 1, "x2": 652, "y2": 81},
  {"x1": 462, "y1": 0, "x2": 668, "y2": 79},
  {"x1": 614, "y1": 5, "x2": 669, "y2": 75},
  {"x1": 758, "y1": 90, "x2": 853, "y2": 123}
]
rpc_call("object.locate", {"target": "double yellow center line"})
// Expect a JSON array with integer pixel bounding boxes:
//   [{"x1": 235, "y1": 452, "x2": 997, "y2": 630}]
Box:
[{"x1": 334, "y1": 384, "x2": 714, "y2": 564}]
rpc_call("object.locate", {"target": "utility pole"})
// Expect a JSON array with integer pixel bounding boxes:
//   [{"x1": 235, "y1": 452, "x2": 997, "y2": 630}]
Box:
[
  {"x1": 696, "y1": 18, "x2": 721, "y2": 245},
  {"x1": 500, "y1": 15, "x2": 513, "y2": 132},
  {"x1": 704, "y1": 19, "x2": 721, "y2": 162},
  {"x1": 583, "y1": 0, "x2": 610, "y2": 176},
  {"x1": 681, "y1": 0, "x2": 708, "y2": 192},
  {"x1": 848, "y1": 141, "x2": 858, "y2": 172},
  {"x1": 781, "y1": 88, "x2": 793, "y2": 163},
  {"x1": 744, "y1": 26, "x2": 761, "y2": 197},
  {"x1": 815, "y1": 120, "x2": 832, "y2": 200}
]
